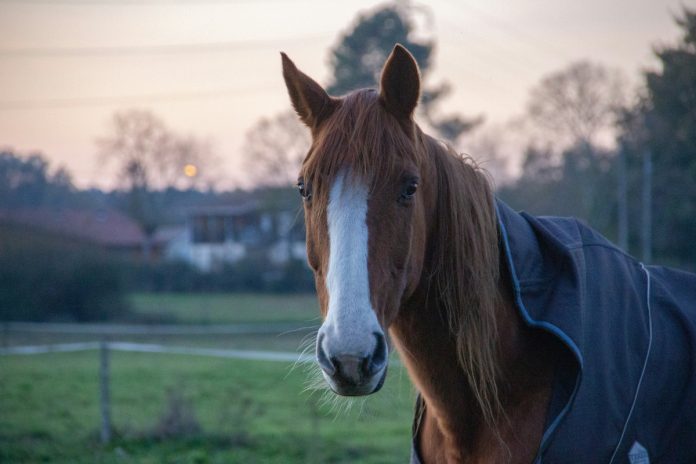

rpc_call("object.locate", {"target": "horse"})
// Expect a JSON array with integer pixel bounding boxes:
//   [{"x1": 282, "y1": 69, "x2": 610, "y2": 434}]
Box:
[{"x1": 280, "y1": 44, "x2": 696, "y2": 463}]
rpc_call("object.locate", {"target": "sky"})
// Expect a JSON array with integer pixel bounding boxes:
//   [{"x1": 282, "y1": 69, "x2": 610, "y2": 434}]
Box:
[{"x1": 0, "y1": 0, "x2": 688, "y2": 189}]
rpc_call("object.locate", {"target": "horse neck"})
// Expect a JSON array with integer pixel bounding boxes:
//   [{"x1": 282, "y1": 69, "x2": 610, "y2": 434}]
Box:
[
  {"x1": 391, "y1": 280, "x2": 554, "y2": 463},
  {"x1": 389, "y1": 139, "x2": 556, "y2": 461},
  {"x1": 389, "y1": 272, "x2": 516, "y2": 459}
]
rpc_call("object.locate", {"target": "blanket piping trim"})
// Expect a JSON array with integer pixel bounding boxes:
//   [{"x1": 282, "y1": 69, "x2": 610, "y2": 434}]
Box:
[
  {"x1": 496, "y1": 203, "x2": 583, "y2": 464},
  {"x1": 608, "y1": 263, "x2": 653, "y2": 464}
]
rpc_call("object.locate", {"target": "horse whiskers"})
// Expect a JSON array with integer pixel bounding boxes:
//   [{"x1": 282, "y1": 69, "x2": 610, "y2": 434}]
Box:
[
  {"x1": 323, "y1": 393, "x2": 364, "y2": 420},
  {"x1": 299, "y1": 329, "x2": 319, "y2": 347},
  {"x1": 304, "y1": 366, "x2": 345, "y2": 415},
  {"x1": 300, "y1": 360, "x2": 376, "y2": 421},
  {"x1": 296, "y1": 334, "x2": 317, "y2": 356},
  {"x1": 296, "y1": 331, "x2": 370, "y2": 420},
  {"x1": 301, "y1": 354, "x2": 326, "y2": 392},
  {"x1": 285, "y1": 331, "x2": 318, "y2": 379},
  {"x1": 277, "y1": 322, "x2": 321, "y2": 337}
]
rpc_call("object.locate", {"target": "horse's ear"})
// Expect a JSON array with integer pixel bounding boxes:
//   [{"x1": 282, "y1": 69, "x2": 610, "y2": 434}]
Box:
[
  {"x1": 281, "y1": 52, "x2": 335, "y2": 129},
  {"x1": 379, "y1": 44, "x2": 421, "y2": 119}
]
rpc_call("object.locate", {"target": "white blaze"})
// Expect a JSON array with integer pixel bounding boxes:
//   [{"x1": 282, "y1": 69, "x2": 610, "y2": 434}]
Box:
[{"x1": 324, "y1": 171, "x2": 379, "y2": 352}]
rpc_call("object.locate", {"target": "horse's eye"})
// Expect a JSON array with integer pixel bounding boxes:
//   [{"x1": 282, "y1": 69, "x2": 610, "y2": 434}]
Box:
[
  {"x1": 297, "y1": 179, "x2": 312, "y2": 201},
  {"x1": 400, "y1": 180, "x2": 419, "y2": 201}
]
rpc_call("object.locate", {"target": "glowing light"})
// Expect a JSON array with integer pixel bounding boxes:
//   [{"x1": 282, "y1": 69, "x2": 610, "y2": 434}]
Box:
[{"x1": 183, "y1": 164, "x2": 198, "y2": 177}]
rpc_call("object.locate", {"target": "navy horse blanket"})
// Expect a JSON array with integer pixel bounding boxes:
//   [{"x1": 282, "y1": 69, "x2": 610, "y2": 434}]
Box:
[{"x1": 411, "y1": 200, "x2": 696, "y2": 464}]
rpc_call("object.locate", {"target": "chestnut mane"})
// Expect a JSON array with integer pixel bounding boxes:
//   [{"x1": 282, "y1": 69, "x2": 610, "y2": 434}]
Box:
[{"x1": 302, "y1": 88, "x2": 503, "y2": 428}]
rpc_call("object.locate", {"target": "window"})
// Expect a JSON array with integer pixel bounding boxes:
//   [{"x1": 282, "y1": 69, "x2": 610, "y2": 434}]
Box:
[{"x1": 191, "y1": 215, "x2": 226, "y2": 244}]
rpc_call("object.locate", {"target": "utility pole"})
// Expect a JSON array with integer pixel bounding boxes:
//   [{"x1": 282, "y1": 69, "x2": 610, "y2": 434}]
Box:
[
  {"x1": 641, "y1": 150, "x2": 652, "y2": 264},
  {"x1": 617, "y1": 148, "x2": 628, "y2": 251}
]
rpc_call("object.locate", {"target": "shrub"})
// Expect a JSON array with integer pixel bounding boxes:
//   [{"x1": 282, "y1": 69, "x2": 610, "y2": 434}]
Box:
[
  {"x1": 122, "y1": 254, "x2": 314, "y2": 294},
  {"x1": 0, "y1": 224, "x2": 129, "y2": 321}
]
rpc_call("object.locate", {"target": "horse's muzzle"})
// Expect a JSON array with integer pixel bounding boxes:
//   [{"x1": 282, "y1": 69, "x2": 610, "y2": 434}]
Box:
[{"x1": 316, "y1": 331, "x2": 388, "y2": 396}]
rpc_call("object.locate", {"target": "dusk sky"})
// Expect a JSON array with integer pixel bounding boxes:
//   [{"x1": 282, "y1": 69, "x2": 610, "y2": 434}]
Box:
[{"x1": 0, "y1": 0, "x2": 687, "y2": 189}]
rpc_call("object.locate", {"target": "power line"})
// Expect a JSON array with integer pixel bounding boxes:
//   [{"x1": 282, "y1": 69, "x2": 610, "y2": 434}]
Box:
[
  {"x1": 0, "y1": 34, "x2": 332, "y2": 58},
  {"x1": 439, "y1": 17, "x2": 550, "y2": 86},
  {"x1": 446, "y1": 0, "x2": 568, "y2": 61},
  {"x1": 1, "y1": 0, "x2": 291, "y2": 4},
  {"x1": 0, "y1": 85, "x2": 277, "y2": 110}
]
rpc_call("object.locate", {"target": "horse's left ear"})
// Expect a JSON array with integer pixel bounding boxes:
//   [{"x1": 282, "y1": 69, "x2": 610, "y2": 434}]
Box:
[
  {"x1": 379, "y1": 44, "x2": 421, "y2": 119},
  {"x1": 281, "y1": 52, "x2": 335, "y2": 130}
]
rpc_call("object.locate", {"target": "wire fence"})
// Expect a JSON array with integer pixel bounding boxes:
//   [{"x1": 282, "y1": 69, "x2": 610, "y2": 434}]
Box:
[
  {"x1": 0, "y1": 322, "x2": 317, "y2": 444},
  {"x1": 2, "y1": 321, "x2": 319, "y2": 335},
  {"x1": 0, "y1": 340, "x2": 314, "y2": 363}
]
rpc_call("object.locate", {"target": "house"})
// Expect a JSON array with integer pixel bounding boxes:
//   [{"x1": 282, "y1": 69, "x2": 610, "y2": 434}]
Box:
[
  {"x1": 0, "y1": 207, "x2": 146, "y2": 256},
  {"x1": 154, "y1": 202, "x2": 307, "y2": 272},
  {"x1": 0, "y1": 201, "x2": 309, "y2": 274}
]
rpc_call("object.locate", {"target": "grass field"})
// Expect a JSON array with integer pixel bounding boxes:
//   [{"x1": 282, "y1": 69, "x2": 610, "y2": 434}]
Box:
[
  {"x1": 128, "y1": 293, "x2": 320, "y2": 325},
  {"x1": 4, "y1": 293, "x2": 323, "y2": 351},
  {"x1": 2, "y1": 292, "x2": 417, "y2": 463},
  {"x1": 0, "y1": 350, "x2": 415, "y2": 464}
]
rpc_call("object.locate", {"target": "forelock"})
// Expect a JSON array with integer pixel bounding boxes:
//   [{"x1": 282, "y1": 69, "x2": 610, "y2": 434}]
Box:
[{"x1": 301, "y1": 89, "x2": 419, "y2": 193}]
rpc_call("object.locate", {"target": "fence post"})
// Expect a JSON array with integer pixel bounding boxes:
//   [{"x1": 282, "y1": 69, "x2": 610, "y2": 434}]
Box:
[
  {"x1": 100, "y1": 341, "x2": 112, "y2": 444},
  {"x1": 1, "y1": 322, "x2": 8, "y2": 348}
]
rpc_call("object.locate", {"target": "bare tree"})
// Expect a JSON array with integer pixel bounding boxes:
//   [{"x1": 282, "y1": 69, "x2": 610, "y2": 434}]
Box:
[
  {"x1": 96, "y1": 109, "x2": 218, "y2": 242},
  {"x1": 242, "y1": 110, "x2": 310, "y2": 187},
  {"x1": 156, "y1": 134, "x2": 217, "y2": 190},
  {"x1": 97, "y1": 110, "x2": 168, "y2": 192},
  {"x1": 509, "y1": 62, "x2": 628, "y2": 236},
  {"x1": 97, "y1": 109, "x2": 217, "y2": 192},
  {"x1": 526, "y1": 61, "x2": 625, "y2": 149}
]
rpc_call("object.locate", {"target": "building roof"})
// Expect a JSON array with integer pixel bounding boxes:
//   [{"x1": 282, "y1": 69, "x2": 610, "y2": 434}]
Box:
[
  {"x1": 185, "y1": 202, "x2": 259, "y2": 217},
  {"x1": 151, "y1": 225, "x2": 186, "y2": 246},
  {"x1": 0, "y1": 208, "x2": 145, "y2": 248}
]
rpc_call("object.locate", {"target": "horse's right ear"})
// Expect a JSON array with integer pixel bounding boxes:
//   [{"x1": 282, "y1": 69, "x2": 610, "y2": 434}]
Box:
[{"x1": 281, "y1": 52, "x2": 335, "y2": 130}]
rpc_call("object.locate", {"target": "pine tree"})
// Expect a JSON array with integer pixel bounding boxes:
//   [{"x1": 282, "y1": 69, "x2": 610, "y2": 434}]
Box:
[{"x1": 326, "y1": 3, "x2": 480, "y2": 142}]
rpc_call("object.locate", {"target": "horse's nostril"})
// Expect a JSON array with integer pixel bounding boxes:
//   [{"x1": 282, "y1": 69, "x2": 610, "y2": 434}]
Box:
[
  {"x1": 368, "y1": 332, "x2": 388, "y2": 376},
  {"x1": 317, "y1": 331, "x2": 388, "y2": 385},
  {"x1": 332, "y1": 355, "x2": 364, "y2": 385},
  {"x1": 316, "y1": 333, "x2": 336, "y2": 376}
]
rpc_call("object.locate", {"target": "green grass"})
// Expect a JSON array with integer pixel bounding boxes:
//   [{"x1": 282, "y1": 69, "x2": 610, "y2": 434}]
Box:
[
  {"x1": 1, "y1": 293, "x2": 415, "y2": 462},
  {"x1": 0, "y1": 350, "x2": 415, "y2": 464},
  {"x1": 128, "y1": 293, "x2": 320, "y2": 325}
]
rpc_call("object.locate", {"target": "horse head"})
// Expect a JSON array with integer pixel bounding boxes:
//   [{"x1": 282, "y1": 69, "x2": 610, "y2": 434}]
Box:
[{"x1": 281, "y1": 45, "x2": 432, "y2": 396}]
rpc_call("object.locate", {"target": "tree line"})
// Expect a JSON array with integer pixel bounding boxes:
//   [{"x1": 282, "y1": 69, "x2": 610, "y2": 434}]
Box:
[
  {"x1": 1, "y1": 3, "x2": 693, "y2": 321},
  {"x1": 499, "y1": 8, "x2": 696, "y2": 269},
  {"x1": 245, "y1": 3, "x2": 696, "y2": 270}
]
